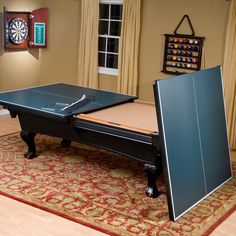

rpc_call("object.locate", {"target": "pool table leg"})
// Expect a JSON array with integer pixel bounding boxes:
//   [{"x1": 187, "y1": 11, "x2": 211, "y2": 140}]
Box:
[
  {"x1": 20, "y1": 131, "x2": 37, "y2": 159},
  {"x1": 61, "y1": 138, "x2": 71, "y2": 147},
  {"x1": 144, "y1": 163, "x2": 160, "y2": 198}
]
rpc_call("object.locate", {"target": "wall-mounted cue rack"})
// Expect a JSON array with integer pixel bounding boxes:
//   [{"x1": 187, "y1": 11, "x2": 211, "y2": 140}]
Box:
[{"x1": 162, "y1": 15, "x2": 205, "y2": 75}]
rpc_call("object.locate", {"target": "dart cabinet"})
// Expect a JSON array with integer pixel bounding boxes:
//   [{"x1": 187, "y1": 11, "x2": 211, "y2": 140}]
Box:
[
  {"x1": 162, "y1": 15, "x2": 205, "y2": 75},
  {"x1": 3, "y1": 7, "x2": 48, "y2": 50}
]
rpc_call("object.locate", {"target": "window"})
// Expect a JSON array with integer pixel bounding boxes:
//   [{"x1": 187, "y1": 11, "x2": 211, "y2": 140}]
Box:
[{"x1": 98, "y1": 0, "x2": 123, "y2": 76}]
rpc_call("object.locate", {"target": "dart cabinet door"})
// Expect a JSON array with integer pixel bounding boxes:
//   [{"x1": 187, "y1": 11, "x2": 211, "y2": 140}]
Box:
[{"x1": 29, "y1": 8, "x2": 48, "y2": 48}]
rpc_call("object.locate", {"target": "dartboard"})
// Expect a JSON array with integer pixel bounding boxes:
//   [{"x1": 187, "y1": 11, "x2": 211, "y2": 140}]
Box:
[{"x1": 9, "y1": 18, "x2": 28, "y2": 44}]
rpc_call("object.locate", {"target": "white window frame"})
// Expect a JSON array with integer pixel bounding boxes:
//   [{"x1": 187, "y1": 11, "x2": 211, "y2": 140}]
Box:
[
  {"x1": 98, "y1": 0, "x2": 123, "y2": 76},
  {"x1": 100, "y1": 0, "x2": 123, "y2": 5}
]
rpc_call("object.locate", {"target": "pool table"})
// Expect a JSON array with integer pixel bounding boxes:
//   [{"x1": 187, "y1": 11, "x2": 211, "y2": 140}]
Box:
[{"x1": 0, "y1": 83, "x2": 162, "y2": 198}]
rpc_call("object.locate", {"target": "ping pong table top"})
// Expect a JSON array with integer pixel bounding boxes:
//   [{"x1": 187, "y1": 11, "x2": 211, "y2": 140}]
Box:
[{"x1": 0, "y1": 83, "x2": 137, "y2": 118}]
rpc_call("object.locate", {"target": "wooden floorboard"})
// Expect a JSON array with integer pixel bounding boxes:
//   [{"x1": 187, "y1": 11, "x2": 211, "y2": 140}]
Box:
[
  {"x1": 0, "y1": 114, "x2": 108, "y2": 236},
  {"x1": 0, "y1": 114, "x2": 235, "y2": 235}
]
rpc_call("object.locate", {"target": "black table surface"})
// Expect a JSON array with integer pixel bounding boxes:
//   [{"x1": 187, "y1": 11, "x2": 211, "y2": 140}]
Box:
[{"x1": 0, "y1": 83, "x2": 137, "y2": 118}]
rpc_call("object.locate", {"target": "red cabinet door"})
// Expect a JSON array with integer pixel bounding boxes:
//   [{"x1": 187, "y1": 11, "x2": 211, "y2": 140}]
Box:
[{"x1": 29, "y1": 8, "x2": 48, "y2": 48}]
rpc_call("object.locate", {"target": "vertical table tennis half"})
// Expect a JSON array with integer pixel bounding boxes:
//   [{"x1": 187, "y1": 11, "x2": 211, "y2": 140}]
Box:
[{"x1": 154, "y1": 66, "x2": 232, "y2": 220}]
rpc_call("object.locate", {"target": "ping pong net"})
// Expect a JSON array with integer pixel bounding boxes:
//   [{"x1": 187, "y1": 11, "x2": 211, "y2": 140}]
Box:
[{"x1": 41, "y1": 94, "x2": 95, "y2": 115}]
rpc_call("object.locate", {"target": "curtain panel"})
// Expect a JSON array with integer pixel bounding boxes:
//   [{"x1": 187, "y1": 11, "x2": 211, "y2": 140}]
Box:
[
  {"x1": 223, "y1": 0, "x2": 236, "y2": 149},
  {"x1": 77, "y1": 0, "x2": 99, "y2": 88},
  {"x1": 117, "y1": 0, "x2": 141, "y2": 96}
]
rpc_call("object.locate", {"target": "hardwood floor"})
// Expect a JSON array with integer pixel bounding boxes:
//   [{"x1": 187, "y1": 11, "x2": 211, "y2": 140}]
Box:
[
  {"x1": 0, "y1": 195, "x2": 108, "y2": 236},
  {"x1": 0, "y1": 114, "x2": 108, "y2": 236},
  {"x1": 0, "y1": 113, "x2": 235, "y2": 236}
]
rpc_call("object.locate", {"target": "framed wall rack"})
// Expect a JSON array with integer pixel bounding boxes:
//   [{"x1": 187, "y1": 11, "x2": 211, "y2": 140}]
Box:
[{"x1": 162, "y1": 15, "x2": 205, "y2": 75}]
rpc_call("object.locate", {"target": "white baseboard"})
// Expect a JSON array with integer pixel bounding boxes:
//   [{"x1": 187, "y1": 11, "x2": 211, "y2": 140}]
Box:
[{"x1": 0, "y1": 109, "x2": 9, "y2": 116}]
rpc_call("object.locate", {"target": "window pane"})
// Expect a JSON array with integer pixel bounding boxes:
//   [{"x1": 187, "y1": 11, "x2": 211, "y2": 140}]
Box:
[
  {"x1": 98, "y1": 53, "x2": 106, "y2": 67},
  {"x1": 107, "y1": 54, "x2": 118, "y2": 69},
  {"x1": 99, "y1": 20, "x2": 109, "y2": 35},
  {"x1": 110, "y1": 21, "x2": 121, "y2": 36},
  {"x1": 111, "y1": 5, "x2": 122, "y2": 20},
  {"x1": 107, "y1": 38, "x2": 119, "y2": 53},
  {"x1": 98, "y1": 37, "x2": 106, "y2": 52},
  {"x1": 98, "y1": 3, "x2": 122, "y2": 73},
  {"x1": 99, "y1": 4, "x2": 109, "y2": 19}
]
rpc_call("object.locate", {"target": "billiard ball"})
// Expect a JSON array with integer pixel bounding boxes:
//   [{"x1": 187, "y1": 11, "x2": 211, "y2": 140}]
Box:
[
  {"x1": 187, "y1": 51, "x2": 192, "y2": 56},
  {"x1": 177, "y1": 50, "x2": 182, "y2": 55}
]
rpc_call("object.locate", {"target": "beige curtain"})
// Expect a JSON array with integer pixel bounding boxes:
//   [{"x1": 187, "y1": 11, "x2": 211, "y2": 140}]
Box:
[
  {"x1": 117, "y1": 0, "x2": 141, "y2": 96},
  {"x1": 77, "y1": 0, "x2": 99, "y2": 88},
  {"x1": 223, "y1": 0, "x2": 236, "y2": 149}
]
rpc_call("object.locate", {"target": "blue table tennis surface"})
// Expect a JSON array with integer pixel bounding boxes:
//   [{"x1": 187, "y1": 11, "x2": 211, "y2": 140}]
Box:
[{"x1": 0, "y1": 83, "x2": 137, "y2": 118}]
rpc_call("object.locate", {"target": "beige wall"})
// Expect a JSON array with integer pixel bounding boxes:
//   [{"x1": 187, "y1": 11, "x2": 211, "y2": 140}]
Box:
[
  {"x1": 39, "y1": 0, "x2": 79, "y2": 85},
  {"x1": 0, "y1": 0, "x2": 41, "y2": 91},
  {"x1": 0, "y1": 0, "x2": 231, "y2": 102},
  {"x1": 138, "y1": 0, "x2": 230, "y2": 101},
  {"x1": 0, "y1": 0, "x2": 79, "y2": 91}
]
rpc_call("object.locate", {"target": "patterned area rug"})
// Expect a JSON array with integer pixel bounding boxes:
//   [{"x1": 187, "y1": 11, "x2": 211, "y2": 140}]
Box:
[{"x1": 0, "y1": 133, "x2": 235, "y2": 236}]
